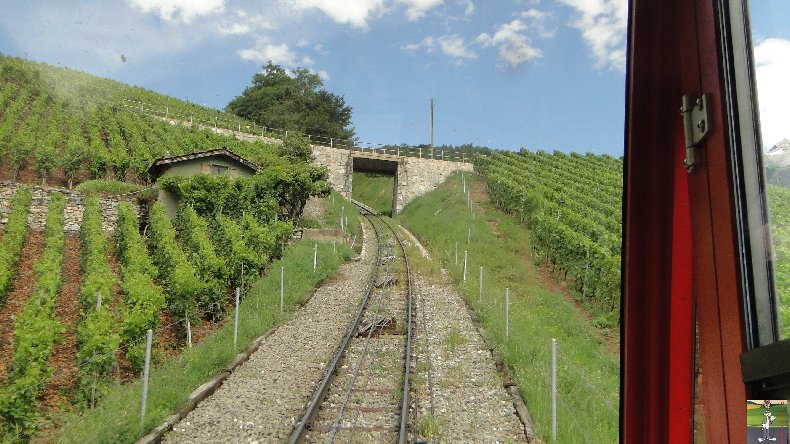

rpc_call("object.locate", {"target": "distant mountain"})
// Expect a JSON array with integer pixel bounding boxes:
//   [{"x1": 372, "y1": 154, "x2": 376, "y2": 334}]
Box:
[{"x1": 766, "y1": 139, "x2": 790, "y2": 187}]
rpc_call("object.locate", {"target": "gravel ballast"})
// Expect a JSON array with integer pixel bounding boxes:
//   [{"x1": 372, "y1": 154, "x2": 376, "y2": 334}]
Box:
[
  {"x1": 402, "y1": 229, "x2": 529, "y2": 443},
  {"x1": 162, "y1": 221, "x2": 375, "y2": 443}
]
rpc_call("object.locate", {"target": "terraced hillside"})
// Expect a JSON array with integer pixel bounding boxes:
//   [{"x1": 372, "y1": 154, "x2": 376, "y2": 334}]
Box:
[
  {"x1": 478, "y1": 150, "x2": 789, "y2": 334},
  {"x1": 0, "y1": 54, "x2": 290, "y2": 188},
  {"x1": 477, "y1": 150, "x2": 623, "y2": 325},
  {"x1": 0, "y1": 54, "x2": 343, "y2": 442}
]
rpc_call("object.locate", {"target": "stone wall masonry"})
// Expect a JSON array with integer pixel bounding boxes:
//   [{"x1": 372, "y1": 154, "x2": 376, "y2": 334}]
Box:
[
  {"x1": 312, "y1": 144, "x2": 353, "y2": 195},
  {"x1": 397, "y1": 156, "x2": 473, "y2": 212},
  {"x1": 0, "y1": 182, "x2": 142, "y2": 234},
  {"x1": 309, "y1": 144, "x2": 473, "y2": 213}
]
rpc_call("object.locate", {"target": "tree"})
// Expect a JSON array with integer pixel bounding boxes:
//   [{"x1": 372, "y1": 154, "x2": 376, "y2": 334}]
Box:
[{"x1": 226, "y1": 62, "x2": 355, "y2": 141}]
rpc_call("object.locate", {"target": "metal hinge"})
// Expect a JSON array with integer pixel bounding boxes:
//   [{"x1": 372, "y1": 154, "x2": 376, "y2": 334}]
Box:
[{"x1": 679, "y1": 94, "x2": 710, "y2": 173}]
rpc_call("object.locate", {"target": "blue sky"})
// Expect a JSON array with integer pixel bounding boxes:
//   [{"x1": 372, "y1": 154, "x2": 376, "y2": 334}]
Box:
[{"x1": 0, "y1": 1, "x2": 786, "y2": 156}]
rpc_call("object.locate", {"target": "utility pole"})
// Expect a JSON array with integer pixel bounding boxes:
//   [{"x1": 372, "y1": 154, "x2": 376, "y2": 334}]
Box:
[{"x1": 430, "y1": 98, "x2": 434, "y2": 159}]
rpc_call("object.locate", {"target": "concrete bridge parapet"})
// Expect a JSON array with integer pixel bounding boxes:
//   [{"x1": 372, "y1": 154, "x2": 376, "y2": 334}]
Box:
[{"x1": 311, "y1": 145, "x2": 473, "y2": 214}]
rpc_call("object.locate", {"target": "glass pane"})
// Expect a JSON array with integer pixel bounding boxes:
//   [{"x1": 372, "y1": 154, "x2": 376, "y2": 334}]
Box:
[{"x1": 749, "y1": 1, "x2": 790, "y2": 340}]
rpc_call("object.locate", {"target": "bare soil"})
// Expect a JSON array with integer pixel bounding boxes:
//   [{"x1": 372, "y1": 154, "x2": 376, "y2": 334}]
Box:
[
  {"x1": 41, "y1": 235, "x2": 81, "y2": 409},
  {"x1": 0, "y1": 231, "x2": 45, "y2": 381}
]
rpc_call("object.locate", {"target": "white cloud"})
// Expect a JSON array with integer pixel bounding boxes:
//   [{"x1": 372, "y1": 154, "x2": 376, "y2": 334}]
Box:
[
  {"x1": 291, "y1": 0, "x2": 385, "y2": 28},
  {"x1": 126, "y1": 0, "x2": 225, "y2": 23},
  {"x1": 398, "y1": 0, "x2": 444, "y2": 21},
  {"x1": 403, "y1": 34, "x2": 476, "y2": 61},
  {"x1": 218, "y1": 22, "x2": 250, "y2": 35},
  {"x1": 437, "y1": 35, "x2": 477, "y2": 59},
  {"x1": 754, "y1": 38, "x2": 790, "y2": 149},
  {"x1": 557, "y1": 0, "x2": 627, "y2": 71},
  {"x1": 475, "y1": 9, "x2": 549, "y2": 69},
  {"x1": 462, "y1": 0, "x2": 475, "y2": 16},
  {"x1": 239, "y1": 42, "x2": 298, "y2": 66}
]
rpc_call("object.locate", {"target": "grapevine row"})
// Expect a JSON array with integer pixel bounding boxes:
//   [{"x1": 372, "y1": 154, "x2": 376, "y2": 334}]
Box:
[
  {"x1": 116, "y1": 202, "x2": 166, "y2": 369},
  {"x1": 0, "y1": 189, "x2": 33, "y2": 303},
  {"x1": 0, "y1": 193, "x2": 65, "y2": 440},
  {"x1": 76, "y1": 196, "x2": 120, "y2": 407},
  {"x1": 478, "y1": 151, "x2": 623, "y2": 322}
]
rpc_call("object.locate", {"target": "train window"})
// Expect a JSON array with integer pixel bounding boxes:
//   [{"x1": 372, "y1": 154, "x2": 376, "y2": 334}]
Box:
[
  {"x1": 748, "y1": 1, "x2": 790, "y2": 342},
  {"x1": 724, "y1": 0, "x2": 790, "y2": 398}
]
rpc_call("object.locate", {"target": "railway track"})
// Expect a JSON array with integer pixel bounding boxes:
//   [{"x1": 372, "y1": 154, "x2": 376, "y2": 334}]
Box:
[{"x1": 290, "y1": 203, "x2": 414, "y2": 444}]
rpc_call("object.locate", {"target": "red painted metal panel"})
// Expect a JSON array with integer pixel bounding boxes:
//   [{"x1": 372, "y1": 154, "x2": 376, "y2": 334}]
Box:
[
  {"x1": 668, "y1": 130, "x2": 694, "y2": 443},
  {"x1": 624, "y1": 0, "x2": 748, "y2": 442},
  {"x1": 690, "y1": 0, "x2": 748, "y2": 440}
]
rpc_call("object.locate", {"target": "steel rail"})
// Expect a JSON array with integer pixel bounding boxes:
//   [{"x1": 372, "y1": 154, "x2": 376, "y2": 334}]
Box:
[
  {"x1": 288, "y1": 210, "x2": 383, "y2": 443},
  {"x1": 351, "y1": 204, "x2": 414, "y2": 444},
  {"x1": 288, "y1": 202, "x2": 414, "y2": 444}
]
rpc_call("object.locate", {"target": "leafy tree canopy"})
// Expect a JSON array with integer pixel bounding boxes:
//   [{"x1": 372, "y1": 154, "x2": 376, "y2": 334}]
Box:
[{"x1": 226, "y1": 62, "x2": 355, "y2": 141}]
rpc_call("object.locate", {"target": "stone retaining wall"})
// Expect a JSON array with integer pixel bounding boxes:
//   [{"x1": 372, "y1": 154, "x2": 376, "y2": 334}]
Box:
[{"x1": 0, "y1": 182, "x2": 142, "y2": 233}]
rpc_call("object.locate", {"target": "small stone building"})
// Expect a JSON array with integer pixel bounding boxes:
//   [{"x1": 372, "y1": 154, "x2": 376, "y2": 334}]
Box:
[{"x1": 148, "y1": 148, "x2": 259, "y2": 218}]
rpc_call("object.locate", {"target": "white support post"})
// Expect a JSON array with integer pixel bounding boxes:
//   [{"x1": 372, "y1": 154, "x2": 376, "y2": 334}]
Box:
[
  {"x1": 468, "y1": 227, "x2": 471, "y2": 244},
  {"x1": 333, "y1": 240, "x2": 336, "y2": 255},
  {"x1": 331, "y1": 137, "x2": 334, "y2": 148},
  {"x1": 186, "y1": 317, "x2": 192, "y2": 348},
  {"x1": 419, "y1": 147, "x2": 422, "y2": 158},
  {"x1": 463, "y1": 250, "x2": 468, "y2": 282},
  {"x1": 479, "y1": 267, "x2": 483, "y2": 302},
  {"x1": 551, "y1": 338, "x2": 557, "y2": 441},
  {"x1": 313, "y1": 243, "x2": 318, "y2": 272},
  {"x1": 341, "y1": 206, "x2": 345, "y2": 232},
  {"x1": 505, "y1": 288, "x2": 510, "y2": 340},
  {"x1": 397, "y1": 146, "x2": 400, "y2": 156},
  {"x1": 280, "y1": 266, "x2": 284, "y2": 314},
  {"x1": 140, "y1": 329, "x2": 153, "y2": 428},
  {"x1": 233, "y1": 287, "x2": 240, "y2": 351}
]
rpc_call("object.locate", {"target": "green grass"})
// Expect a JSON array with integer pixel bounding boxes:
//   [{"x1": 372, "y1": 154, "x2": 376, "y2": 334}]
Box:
[
  {"x1": 54, "y1": 240, "x2": 353, "y2": 443},
  {"x1": 320, "y1": 190, "x2": 362, "y2": 251},
  {"x1": 351, "y1": 172, "x2": 394, "y2": 216},
  {"x1": 398, "y1": 171, "x2": 619, "y2": 444},
  {"x1": 75, "y1": 179, "x2": 148, "y2": 195}
]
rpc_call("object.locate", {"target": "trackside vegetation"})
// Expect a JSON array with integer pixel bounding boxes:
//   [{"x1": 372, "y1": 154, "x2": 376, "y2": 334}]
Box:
[
  {"x1": 55, "y1": 236, "x2": 354, "y2": 443},
  {"x1": 398, "y1": 172, "x2": 619, "y2": 443}
]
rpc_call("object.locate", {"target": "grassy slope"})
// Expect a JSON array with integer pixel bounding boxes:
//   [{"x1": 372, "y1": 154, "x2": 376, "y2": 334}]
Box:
[
  {"x1": 351, "y1": 172, "x2": 394, "y2": 216},
  {"x1": 397, "y1": 172, "x2": 619, "y2": 443},
  {"x1": 54, "y1": 193, "x2": 358, "y2": 443}
]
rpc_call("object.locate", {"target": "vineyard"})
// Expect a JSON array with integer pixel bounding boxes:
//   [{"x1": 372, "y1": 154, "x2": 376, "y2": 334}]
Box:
[
  {"x1": 0, "y1": 53, "x2": 337, "y2": 441},
  {"x1": 477, "y1": 150, "x2": 623, "y2": 325},
  {"x1": 477, "y1": 151, "x2": 790, "y2": 334},
  {"x1": 0, "y1": 54, "x2": 299, "y2": 188}
]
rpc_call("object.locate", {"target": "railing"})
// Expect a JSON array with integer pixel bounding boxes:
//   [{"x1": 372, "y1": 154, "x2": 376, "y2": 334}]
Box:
[{"x1": 120, "y1": 99, "x2": 478, "y2": 163}]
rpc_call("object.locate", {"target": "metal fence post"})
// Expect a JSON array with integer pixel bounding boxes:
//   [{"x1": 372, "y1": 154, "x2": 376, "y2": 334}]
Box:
[
  {"x1": 233, "y1": 287, "x2": 240, "y2": 351},
  {"x1": 463, "y1": 250, "x2": 468, "y2": 282},
  {"x1": 505, "y1": 288, "x2": 510, "y2": 340},
  {"x1": 551, "y1": 338, "x2": 557, "y2": 441},
  {"x1": 140, "y1": 329, "x2": 153, "y2": 428},
  {"x1": 186, "y1": 316, "x2": 192, "y2": 348},
  {"x1": 280, "y1": 266, "x2": 284, "y2": 314},
  {"x1": 479, "y1": 267, "x2": 483, "y2": 302}
]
